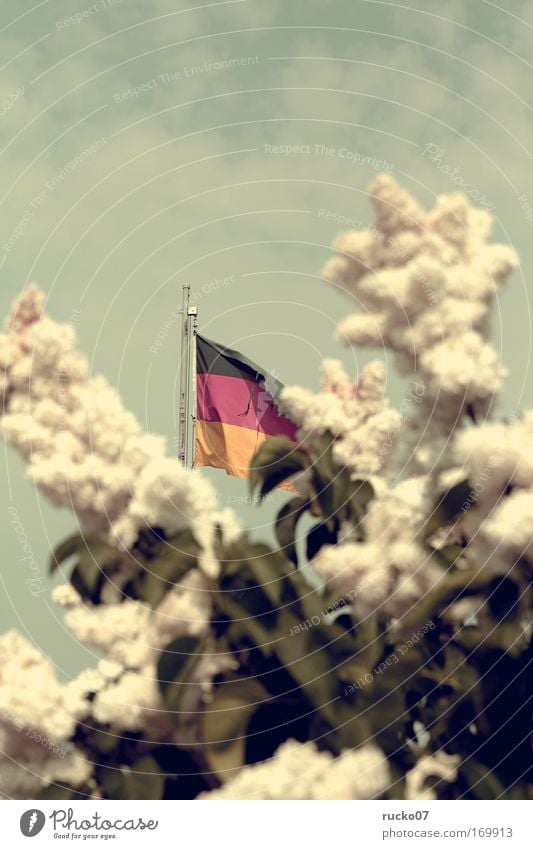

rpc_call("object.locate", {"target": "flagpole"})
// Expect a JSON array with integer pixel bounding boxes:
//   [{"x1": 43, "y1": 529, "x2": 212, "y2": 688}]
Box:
[
  {"x1": 178, "y1": 284, "x2": 191, "y2": 467},
  {"x1": 178, "y1": 284, "x2": 198, "y2": 469},
  {"x1": 190, "y1": 303, "x2": 198, "y2": 469}
]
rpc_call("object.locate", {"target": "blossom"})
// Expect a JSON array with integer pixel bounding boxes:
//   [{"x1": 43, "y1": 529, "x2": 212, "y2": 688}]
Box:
[
  {"x1": 91, "y1": 671, "x2": 163, "y2": 731},
  {"x1": 51, "y1": 566, "x2": 217, "y2": 738},
  {"x1": 420, "y1": 331, "x2": 506, "y2": 402},
  {"x1": 0, "y1": 631, "x2": 78, "y2": 741},
  {"x1": 323, "y1": 174, "x2": 518, "y2": 467},
  {"x1": 0, "y1": 286, "x2": 246, "y2": 775},
  {"x1": 444, "y1": 415, "x2": 533, "y2": 576},
  {"x1": 201, "y1": 740, "x2": 389, "y2": 800},
  {"x1": 0, "y1": 631, "x2": 91, "y2": 799},
  {"x1": 0, "y1": 285, "x2": 237, "y2": 555},
  {"x1": 61, "y1": 569, "x2": 210, "y2": 665},
  {"x1": 109, "y1": 456, "x2": 220, "y2": 550},
  {"x1": 312, "y1": 477, "x2": 444, "y2": 618},
  {"x1": 281, "y1": 358, "x2": 401, "y2": 478}
]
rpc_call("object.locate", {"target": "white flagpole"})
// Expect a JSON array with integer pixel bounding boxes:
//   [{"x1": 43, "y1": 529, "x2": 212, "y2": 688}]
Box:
[
  {"x1": 190, "y1": 302, "x2": 198, "y2": 469},
  {"x1": 178, "y1": 284, "x2": 198, "y2": 469}
]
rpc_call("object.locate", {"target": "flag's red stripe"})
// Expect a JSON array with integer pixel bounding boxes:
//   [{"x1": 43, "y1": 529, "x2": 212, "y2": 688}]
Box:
[{"x1": 196, "y1": 373, "x2": 298, "y2": 439}]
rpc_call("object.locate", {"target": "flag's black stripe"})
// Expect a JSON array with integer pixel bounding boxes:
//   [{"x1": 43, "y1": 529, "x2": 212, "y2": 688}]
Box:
[{"x1": 196, "y1": 334, "x2": 283, "y2": 397}]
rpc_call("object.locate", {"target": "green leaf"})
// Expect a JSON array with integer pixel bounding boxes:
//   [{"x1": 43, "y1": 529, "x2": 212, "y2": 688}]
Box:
[
  {"x1": 306, "y1": 521, "x2": 337, "y2": 561},
  {"x1": 215, "y1": 540, "x2": 291, "y2": 637},
  {"x1": 246, "y1": 548, "x2": 290, "y2": 611},
  {"x1": 202, "y1": 678, "x2": 267, "y2": 779},
  {"x1": 49, "y1": 534, "x2": 84, "y2": 574},
  {"x1": 394, "y1": 570, "x2": 489, "y2": 643},
  {"x1": 54, "y1": 534, "x2": 123, "y2": 603},
  {"x1": 275, "y1": 496, "x2": 309, "y2": 566},
  {"x1": 309, "y1": 431, "x2": 338, "y2": 524},
  {"x1": 138, "y1": 548, "x2": 197, "y2": 609},
  {"x1": 438, "y1": 480, "x2": 473, "y2": 521},
  {"x1": 274, "y1": 629, "x2": 323, "y2": 693},
  {"x1": 488, "y1": 576, "x2": 520, "y2": 622},
  {"x1": 157, "y1": 635, "x2": 202, "y2": 715},
  {"x1": 69, "y1": 562, "x2": 108, "y2": 605},
  {"x1": 349, "y1": 479, "x2": 375, "y2": 525},
  {"x1": 98, "y1": 755, "x2": 164, "y2": 800},
  {"x1": 307, "y1": 435, "x2": 373, "y2": 533},
  {"x1": 460, "y1": 759, "x2": 505, "y2": 800},
  {"x1": 70, "y1": 534, "x2": 122, "y2": 604},
  {"x1": 86, "y1": 726, "x2": 119, "y2": 755},
  {"x1": 249, "y1": 436, "x2": 309, "y2": 497},
  {"x1": 37, "y1": 783, "x2": 89, "y2": 800},
  {"x1": 166, "y1": 527, "x2": 201, "y2": 552}
]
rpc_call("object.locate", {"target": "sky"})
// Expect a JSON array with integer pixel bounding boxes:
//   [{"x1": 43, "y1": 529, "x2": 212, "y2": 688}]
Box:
[{"x1": 1, "y1": 0, "x2": 533, "y2": 676}]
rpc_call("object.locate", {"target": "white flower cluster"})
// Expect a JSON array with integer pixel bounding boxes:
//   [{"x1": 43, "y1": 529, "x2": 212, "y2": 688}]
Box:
[
  {"x1": 323, "y1": 174, "x2": 518, "y2": 466},
  {"x1": 201, "y1": 740, "x2": 389, "y2": 800},
  {"x1": 279, "y1": 176, "x2": 529, "y2": 621},
  {"x1": 0, "y1": 171, "x2": 528, "y2": 801},
  {"x1": 405, "y1": 751, "x2": 460, "y2": 800},
  {"x1": 0, "y1": 285, "x2": 237, "y2": 552},
  {"x1": 281, "y1": 358, "x2": 401, "y2": 477},
  {"x1": 0, "y1": 286, "x2": 242, "y2": 792},
  {"x1": 0, "y1": 631, "x2": 90, "y2": 799}
]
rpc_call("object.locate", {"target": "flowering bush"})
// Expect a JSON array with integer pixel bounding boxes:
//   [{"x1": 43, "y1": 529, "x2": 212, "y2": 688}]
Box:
[{"x1": 0, "y1": 175, "x2": 531, "y2": 800}]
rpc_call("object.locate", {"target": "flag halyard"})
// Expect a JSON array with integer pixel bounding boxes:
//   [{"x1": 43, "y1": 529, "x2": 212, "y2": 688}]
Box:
[{"x1": 194, "y1": 335, "x2": 298, "y2": 481}]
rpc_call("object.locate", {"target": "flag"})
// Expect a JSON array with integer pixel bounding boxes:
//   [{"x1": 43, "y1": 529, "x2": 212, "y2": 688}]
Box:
[{"x1": 194, "y1": 334, "x2": 298, "y2": 479}]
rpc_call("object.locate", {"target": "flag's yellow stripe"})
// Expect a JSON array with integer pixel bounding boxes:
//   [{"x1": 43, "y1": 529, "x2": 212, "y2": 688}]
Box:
[{"x1": 194, "y1": 420, "x2": 269, "y2": 479}]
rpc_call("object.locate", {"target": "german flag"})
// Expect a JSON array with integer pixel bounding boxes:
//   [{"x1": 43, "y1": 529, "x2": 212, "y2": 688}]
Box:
[{"x1": 194, "y1": 334, "x2": 298, "y2": 479}]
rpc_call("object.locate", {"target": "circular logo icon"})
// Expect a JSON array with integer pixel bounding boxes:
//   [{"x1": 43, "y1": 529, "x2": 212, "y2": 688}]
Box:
[{"x1": 20, "y1": 810, "x2": 46, "y2": 837}]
